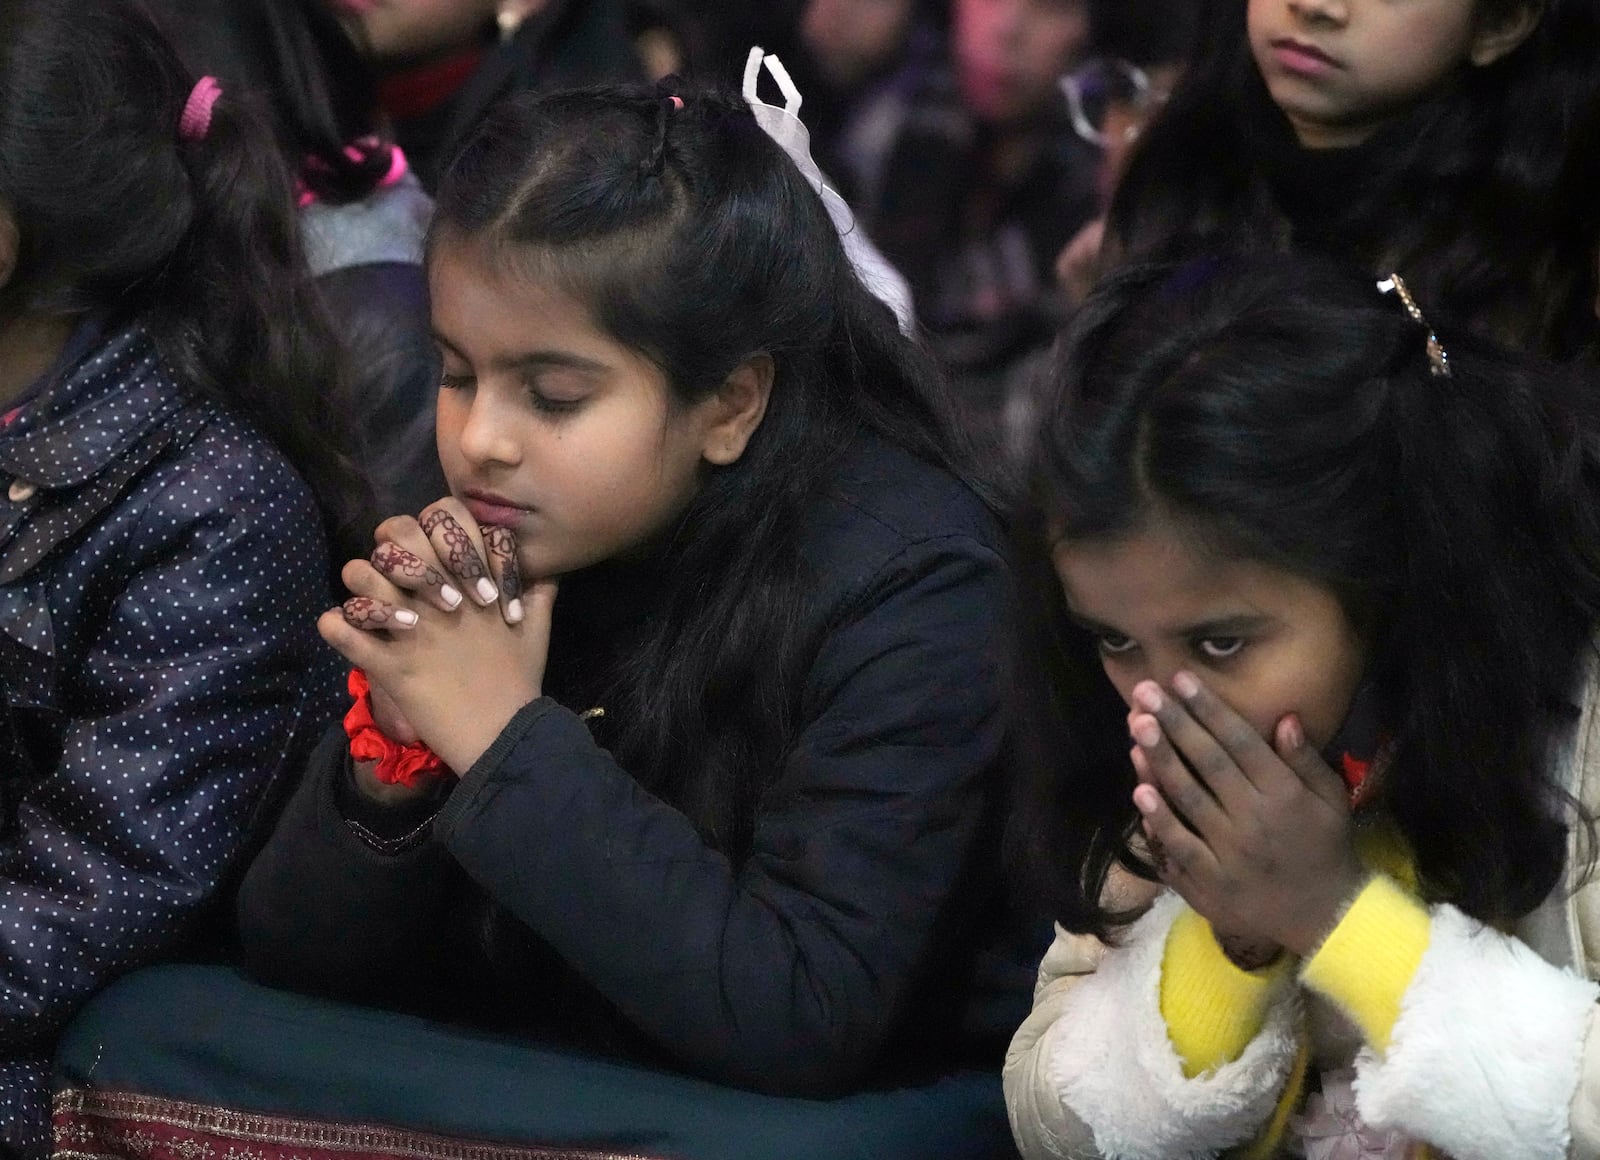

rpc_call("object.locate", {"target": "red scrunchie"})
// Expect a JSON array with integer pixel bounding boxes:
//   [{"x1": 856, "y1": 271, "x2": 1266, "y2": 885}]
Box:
[{"x1": 344, "y1": 669, "x2": 449, "y2": 787}]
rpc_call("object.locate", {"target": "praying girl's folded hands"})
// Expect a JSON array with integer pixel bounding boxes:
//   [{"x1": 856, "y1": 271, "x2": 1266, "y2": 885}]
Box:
[
  {"x1": 1129, "y1": 672, "x2": 1366, "y2": 960},
  {"x1": 363, "y1": 497, "x2": 523, "y2": 623},
  {"x1": 319, "y1": 503, "x2": 557, "y2": 776}
]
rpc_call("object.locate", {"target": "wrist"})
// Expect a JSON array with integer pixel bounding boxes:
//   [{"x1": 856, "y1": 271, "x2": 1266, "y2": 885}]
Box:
[
  {"x1": 1280, "y1": 865, "x2": 1370, "y2": 958},
  {"x1": 1216, "y1": 931, "x2": 1286, "y2": 973},
  {"x1": 1300, "y1": 875, "x2": 1432, "y2": 1052},
  {"x1": 352, "y1": 758, "x2": 436, "y2": 805},
  {"x1": 427, "y1": 690, "x2": 540, "y2": 775},
  {"x1": 344, "y1": 669, "x2": 451, "y2": 788}
]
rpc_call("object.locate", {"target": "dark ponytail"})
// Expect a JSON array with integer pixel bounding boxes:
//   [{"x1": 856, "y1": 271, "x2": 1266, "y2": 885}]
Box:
[
  {"x1": 1012, "y1": 254, "x2": 1600, "y2": 937},
  {"x1": 0, "y1": 0, "x2": 369, "y2": 557},
  {"x1": 142, "y1": 0, "x2": 392, "y2": 206},
  {"x1": 1379, "y1": 324, "x2": 1600, "y2": 915}
]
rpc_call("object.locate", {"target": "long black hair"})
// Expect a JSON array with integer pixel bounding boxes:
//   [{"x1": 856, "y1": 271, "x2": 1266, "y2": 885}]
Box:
[
  {"x1": 1106, "y1": 0, "x2": 1600, "y2": 360},
  {"x1": 0, "y1": 0, "x2": 366, "y2": 555},
  {"x1": 142, "y1": 0, "x2": 393, "y2": 205},
  {"x1": 433, "y1": 83, "x2": 984, "y2": 861},
  {"x1": 1012, "y1": 253, "x2": 1600, "y2": 939}
]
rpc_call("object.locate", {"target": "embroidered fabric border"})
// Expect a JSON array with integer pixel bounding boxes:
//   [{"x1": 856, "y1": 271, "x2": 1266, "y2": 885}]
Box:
[
  {"x1": 53, "y1": 1089, "x2": 662, "y2": 1160},
  {"x1": 345, "y1": 813, "x2": 437, "y2": 855}
]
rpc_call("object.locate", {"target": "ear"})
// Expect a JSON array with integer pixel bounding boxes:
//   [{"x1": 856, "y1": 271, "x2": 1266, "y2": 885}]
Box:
[
  {"x1": 700, "y1": 354, "x2": 774, "y2": 467},
  {"x1": 1469, "y1": 1, "x2": 1541, "y2": 67}
]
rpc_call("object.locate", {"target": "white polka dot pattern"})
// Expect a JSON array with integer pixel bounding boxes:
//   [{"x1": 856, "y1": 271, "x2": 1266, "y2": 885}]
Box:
[{"x1": 0, "y1": 326, "x2": 339, "y2": 1157}]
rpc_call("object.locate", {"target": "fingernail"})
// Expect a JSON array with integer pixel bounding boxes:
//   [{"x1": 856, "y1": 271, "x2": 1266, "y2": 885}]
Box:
[
  {"x1": 440, "y1": 585, "x2": 463, "y2": 609},
  {"x1": 475, "y1": 577, "x2": 498, "y2": 604},
  {"x1": 1133, "y1": 785, "x2": 1160, "y2": 815},
  {"x1": 1131, "y1": 717, "x2": 1161, "y2": 748},
  {"x1": 1172, "y1": 672, "x2": 1200, "y2": 699},
  {"x1": 1133, "y1": 683, "x2": 1163, "y2": 712},
  {"x1": 507, "y1": 598, "x2": 525, "y2": 625},
  {"x1": 1279, "y1": 715, "x2": 1305, "y2": 751},
  {"x1": 394, "y1": 609, "x2": 419, "y2": 628}
]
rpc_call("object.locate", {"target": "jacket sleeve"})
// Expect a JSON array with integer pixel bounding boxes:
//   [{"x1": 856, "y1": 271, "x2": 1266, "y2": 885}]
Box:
[
  {"x1": 0, "y1": 440, "x2": 331, "y2": 1050},
  {"x1": 236, "y1": 723, "x2": 465, "y2": 998},
  {"x1": 1570, "y1": 1012, "x2": 1600, "y2": 1160},
  {"x1": 1299, "y1": 878, "x2": 1599, "y2": 1160},
  {"x1": 1003, "y1": 892, "x2": 1302, "y2": 1160},
  {"x1": 430, "y1": 534, "x2": 1008, "y2": 1095}
]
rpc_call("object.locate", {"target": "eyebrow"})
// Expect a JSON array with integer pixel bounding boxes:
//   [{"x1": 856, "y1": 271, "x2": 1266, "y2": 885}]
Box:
[
  {"x1": 1067, "y1": 612, "x2": 1273, "y2": 639},
  {"x1": 431, "y1": 330, "x2": 611, "y2": 376}
]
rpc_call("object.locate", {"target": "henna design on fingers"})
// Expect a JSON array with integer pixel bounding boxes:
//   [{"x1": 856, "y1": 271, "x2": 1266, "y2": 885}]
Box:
[
  {"x1": 372, "y1": 542, "x2": 448, "y2": 589},
  {"x1": 342, "y1": 596, "x2": 417, "y2": 631},
  {"x1": 485, "y1": 526, "x2": 522, "y2": 600},
  {"x1": 421, "y1": 510, "x2": 489, "y2": 581}
]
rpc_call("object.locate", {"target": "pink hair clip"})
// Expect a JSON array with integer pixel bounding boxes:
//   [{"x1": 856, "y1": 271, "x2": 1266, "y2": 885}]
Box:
[
  {"x1": 179, "y1": 76, "x2": 223, "y2": 143},
  {"x1": 668, "y1": 96, "x2": 684, "y2": 110}
]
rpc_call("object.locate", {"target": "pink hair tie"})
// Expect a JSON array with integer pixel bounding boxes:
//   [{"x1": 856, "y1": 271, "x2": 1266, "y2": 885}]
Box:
[
  {"x1": 338, "y1": 139, "x2": 409, "y2": 188},
  {"x1": 179, "y1": 76, "x2": 223, "y2": 143},
  {"x1": 668, "y1": 96, "x2": 684, "y2": 110},
  {"x1": 295, "y1": 140, "x2": 410, "y2": 208}
]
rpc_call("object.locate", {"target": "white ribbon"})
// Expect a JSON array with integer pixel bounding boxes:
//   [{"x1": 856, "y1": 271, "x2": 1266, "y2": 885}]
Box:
[{"x1": 742, "y1": 47, "x2": 916, "y2": 332}]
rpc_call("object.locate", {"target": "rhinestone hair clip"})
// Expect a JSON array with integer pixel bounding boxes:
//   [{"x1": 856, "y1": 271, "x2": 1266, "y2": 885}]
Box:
[{"x1": 1377, "y1": 273, "x2": 1450, "y2": 377}]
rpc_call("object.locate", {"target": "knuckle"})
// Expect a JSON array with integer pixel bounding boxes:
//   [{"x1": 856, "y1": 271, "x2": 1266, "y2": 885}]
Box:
[
  {"x1": 1263, "y1": 784, "x2": 1299, "y2": 815},
  {"x1": 1170, "y1": 781, "x2": 1210, "y2": 818},
  {"x1": 1233, "y1": 821, "x2": 1268, "y2": 860},
  {"x1": 1220, "y1": 721, "x2": 1259, "y2": 754},
  {"x1": 374, "y1": 515, "x2": 418, "y2": 541},
  {"x1": 1191, "y1": 751, "x2": 1231, "y2": 787},
  {"x1": 1166, "y1": 842, "x2": 1198, "y2": 873}
]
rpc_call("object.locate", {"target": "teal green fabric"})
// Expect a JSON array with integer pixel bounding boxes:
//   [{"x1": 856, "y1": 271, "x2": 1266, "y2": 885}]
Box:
[{"x1": 53, "y1": 966, "x2": 1016, "y2": 1159}]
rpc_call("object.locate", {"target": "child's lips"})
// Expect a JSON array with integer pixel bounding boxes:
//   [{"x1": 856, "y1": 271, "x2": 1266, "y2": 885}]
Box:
[
  {"x1": 1269, "y1": 37, "x2": 1342, "y2": 75},
  {"x1": 463, "y1": 494, "x2": 534, "y2": 527}
]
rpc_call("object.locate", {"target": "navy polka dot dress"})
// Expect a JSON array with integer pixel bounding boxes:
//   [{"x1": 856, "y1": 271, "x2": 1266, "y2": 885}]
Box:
[{"x1": 0, "y1": 324, "x2": 339, "y2": 1156}]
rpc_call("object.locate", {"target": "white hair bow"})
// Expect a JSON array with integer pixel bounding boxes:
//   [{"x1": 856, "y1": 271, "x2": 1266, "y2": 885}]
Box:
[{"x1": 742, "y1": 47, "x2": 916, "y2": 332}]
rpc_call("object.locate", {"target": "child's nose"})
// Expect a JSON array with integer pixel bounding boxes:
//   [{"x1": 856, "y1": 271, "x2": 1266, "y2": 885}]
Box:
[
  {"x1": 458, "y1": 395, "x2": 522, "y2": 468},
  {"x1": 1130, "y1": 654, "x2": 1188, "y2": 699},
  {"x1": 1287, "y1": 0, "x2": 1348, "y2": 26}
]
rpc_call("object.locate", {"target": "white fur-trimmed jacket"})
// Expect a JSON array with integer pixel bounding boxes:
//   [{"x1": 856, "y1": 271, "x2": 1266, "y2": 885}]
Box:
[{"x1": 1004, "y1": 666, "x2": 1600, "y2": 1160}]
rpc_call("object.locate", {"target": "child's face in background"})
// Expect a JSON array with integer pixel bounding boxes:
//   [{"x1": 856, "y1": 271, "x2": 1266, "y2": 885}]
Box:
[
  {"x1": 801, "y1": 0, "x2": 916, "y2": 90},
  {"x1": 1052, "y1": 522, "x2": 1367, "y2": 750},
  {"x1": 1247, "y1": 0, "x2": 1532, "y2": 149},
  {"x1": 954, "y1": 0, "x2": 1090, "y2": 125},
  {"x1": 428, "y1": 234, "x2": 727, "y2": 581}
]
